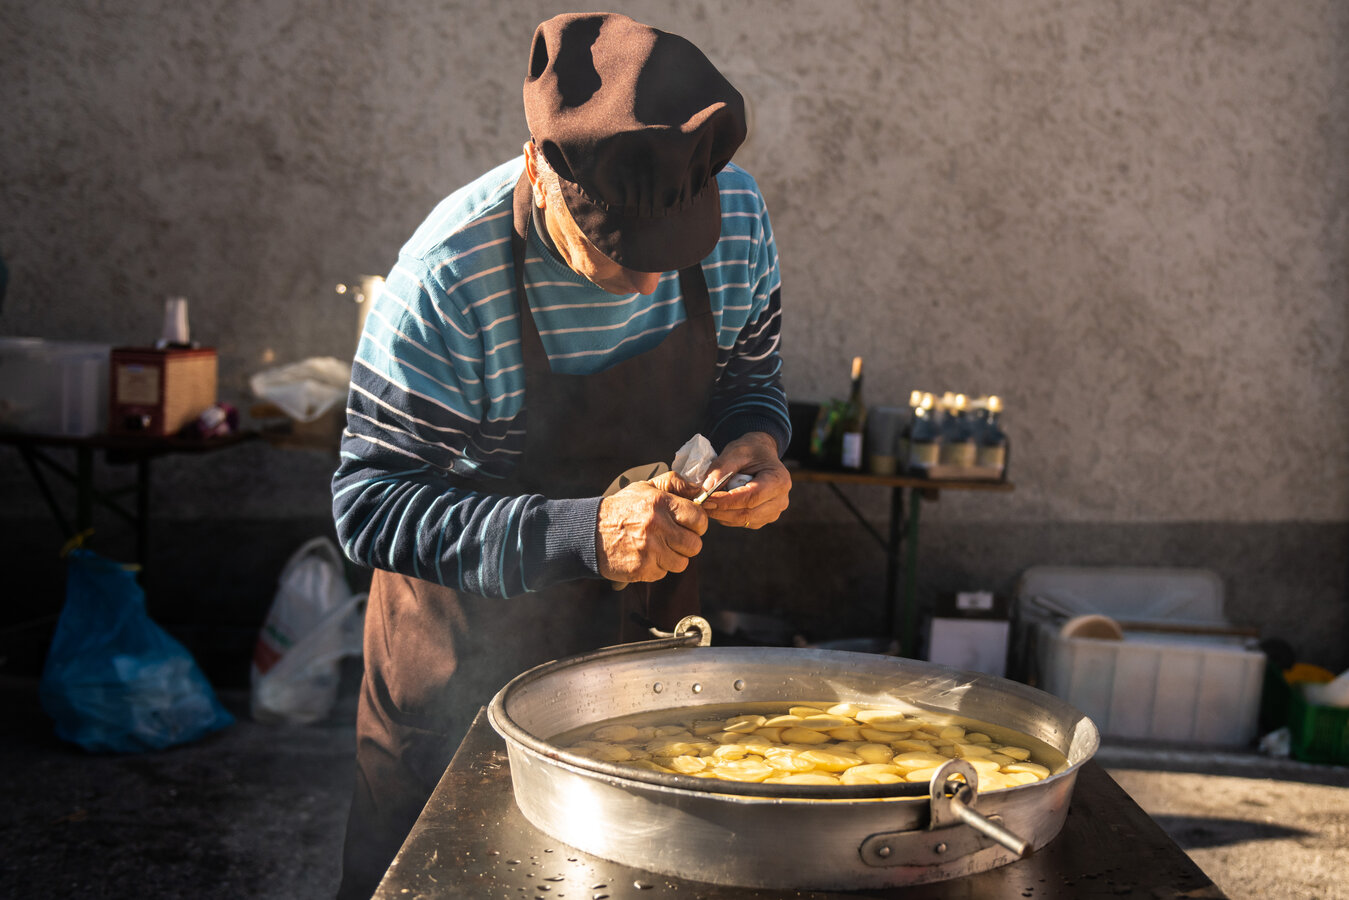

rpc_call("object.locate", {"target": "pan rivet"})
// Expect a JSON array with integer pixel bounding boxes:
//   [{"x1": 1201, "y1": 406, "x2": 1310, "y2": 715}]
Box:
[
  {"x1": 935, "y1": 842, "x2": 948, "y2": 854},
  {"x1": 876, "y1": 845, "x2": 892, "y2": 858},
  {"x1": 733, "y1": 679, "x2": 745, "y2": 691},
  {"x1": 652, "y1": 682, "x2": 664, "y2": 694},
  {"x1": 692, "y1": 683, "x2": 703, "y2": 693}
]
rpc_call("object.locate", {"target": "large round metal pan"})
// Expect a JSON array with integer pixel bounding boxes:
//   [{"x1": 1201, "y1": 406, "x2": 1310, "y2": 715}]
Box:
[{"x1": 488, "y1": 637, "x2": 1099, "y2": 890}]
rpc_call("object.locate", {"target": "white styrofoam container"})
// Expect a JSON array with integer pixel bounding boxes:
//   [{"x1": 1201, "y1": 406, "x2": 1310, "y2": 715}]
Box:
[
  {"x1": 1033, "y1": 626, "x2": 1264, "y2": 745},
  {"x1": 1017, "y1": 566, "x2": 1265, "y2": 747},
  {"x1": 0, "y1": 337, "x2": 111, "y2": 436}
]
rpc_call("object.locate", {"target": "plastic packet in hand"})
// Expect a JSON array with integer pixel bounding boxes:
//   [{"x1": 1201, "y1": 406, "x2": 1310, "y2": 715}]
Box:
[
  {"x1": 671, "y1": 434, "x2": 752, "y2": 491},
  {"x1": 672, "y1": 434, "x2": 718, "y2": 482}
]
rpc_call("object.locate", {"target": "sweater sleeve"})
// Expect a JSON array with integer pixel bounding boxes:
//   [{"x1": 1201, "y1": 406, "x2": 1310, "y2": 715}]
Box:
[
  {"x1": 331, "y1": 254, "x2": 600, "y2": 598},
  {"x1": 705, "y1": 182, "x2": 791, "y2": 455}
]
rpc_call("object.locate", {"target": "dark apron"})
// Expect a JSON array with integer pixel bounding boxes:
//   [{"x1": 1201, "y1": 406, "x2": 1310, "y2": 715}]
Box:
[{"x1": 338, "y1": 173, "x2": 719, "y2": 899}]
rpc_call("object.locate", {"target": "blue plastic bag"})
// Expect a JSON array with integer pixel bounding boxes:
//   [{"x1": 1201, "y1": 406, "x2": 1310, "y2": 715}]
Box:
[{"x1": 39, "y1": 550, "x2": 234, "y2": 752}]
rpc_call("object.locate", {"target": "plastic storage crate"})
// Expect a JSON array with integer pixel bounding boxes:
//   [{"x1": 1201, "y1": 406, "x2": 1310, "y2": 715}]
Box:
[
  {"x1": 0, "y1": 337, "x2": 111, "y2": 436},
  {"x1": 1016, "y1": 566, "x2": 1265, "y2": 747},
  {"x1": 1289, "y1": 686, "x2": 1349, "y2": 765}
]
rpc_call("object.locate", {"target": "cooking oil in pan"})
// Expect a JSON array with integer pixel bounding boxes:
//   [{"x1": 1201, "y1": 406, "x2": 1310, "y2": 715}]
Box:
[{"x1": 553, "y1": 700, "x2": 1067, "y2": 791}]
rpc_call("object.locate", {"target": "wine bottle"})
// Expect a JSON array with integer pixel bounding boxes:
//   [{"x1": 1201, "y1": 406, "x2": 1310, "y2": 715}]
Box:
[
  {"x1": 896, "y1": 389, "x2": 921, "y2": 470},
  {"x1": 976, "y1": 395, "x2": 1009, "y2": 477},
  {"x1": 907, "y1": 392, "x2": 941, "y2": 472},
  {"x1": 939, "y1": 392, "x2": 976, "y2": 467},
  {"x1": 839, "y1": 356, "x2": 866, "y2": 469}
]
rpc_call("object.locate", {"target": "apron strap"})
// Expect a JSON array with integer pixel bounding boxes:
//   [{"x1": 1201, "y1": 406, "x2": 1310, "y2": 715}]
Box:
[{"x1": 510, "y1": 171, "x2": 713, "y2": 374}]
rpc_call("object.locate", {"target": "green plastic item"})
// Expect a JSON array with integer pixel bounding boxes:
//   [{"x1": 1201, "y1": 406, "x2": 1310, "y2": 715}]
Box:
[{"x1": 1288, "y1": 684, "x2": 1349, "y2": 765}]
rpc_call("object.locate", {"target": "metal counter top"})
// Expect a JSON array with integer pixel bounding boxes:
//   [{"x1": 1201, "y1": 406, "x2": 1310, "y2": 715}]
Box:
[{"x1": 375, "y1": 711, "x2": 1226, "y2": 900}]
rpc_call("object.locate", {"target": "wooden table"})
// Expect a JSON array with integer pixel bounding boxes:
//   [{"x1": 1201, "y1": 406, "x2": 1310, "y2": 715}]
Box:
[
  {"x1": 788, "y1": 465, "x2": 1014, "y2": 656},
  {"x1": 375, "y1": 711, "x2": 1226, "y2": 899}
]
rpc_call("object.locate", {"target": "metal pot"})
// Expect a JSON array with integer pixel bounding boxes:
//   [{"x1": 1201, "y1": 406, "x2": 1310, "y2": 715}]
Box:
[{"x1": 488, "y1": 618, "x2": 1099, "y2": 890}]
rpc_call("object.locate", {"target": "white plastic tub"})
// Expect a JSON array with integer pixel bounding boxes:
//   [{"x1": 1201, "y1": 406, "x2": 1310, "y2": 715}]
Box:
[
  {"x1": 0, "y1": 338, "x2": 111, "y2": 436},
  {"x1": 1034, "y1": 626, "x2": 1264, "y2": 745},
  {"x1": 1017, "y1": 567, "x2": 1265, "y2": 747}
]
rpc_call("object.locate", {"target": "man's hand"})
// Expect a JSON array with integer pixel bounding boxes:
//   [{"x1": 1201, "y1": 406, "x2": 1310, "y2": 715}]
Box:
[
  {"x1": 597, "y1": 471, "x2": 707, "y2": 583},
  {"x1": 699, "y1": 432, "x2": 791, "y2": 529}
]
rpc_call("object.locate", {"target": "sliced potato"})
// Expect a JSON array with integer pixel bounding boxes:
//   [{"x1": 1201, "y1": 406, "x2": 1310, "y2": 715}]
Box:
[
  {"x1": 711, "y1": 758, "x2": 774, "y2": 782},
  {"x1": 890, "y1": 738, "x2": 936, "y2": 752},
  {"x1": 892, "y1": 751, "x2": 950, "y2": 770},
  {"x1": 767, "y1": 772, "x2": 840, "y2": 785},
  {"x1": 655, "y1": 725, "x2": 694, "y2": 739},
  {"x1": 592, "y1": 724, "x2": 640, "y2": 742},
  {"x1": 788, "y1": 705, "x2": 830, "y2": 717},
  {"x1": 667, "y1": 755, "x2": 708, "y2": 774},
  {"x1": 779, "y1": 727, "x2": 831, "y2": 744},
  {"x1": 799, "y1": 748, "x2": 863, "y2": 772},
  {"x1": 723, "y1": 715, "x2": 766, "y2": 733},
  {"x1": 763, "y1": 714, "x2": 806, "y2": 728},
  {"x1": 854, "y1": 742, "x2": 895, "y2": 765},
  {"x1": 827, "y1": 726, "x2": 865, "y2": 742},
  {"x1": 841, "y1": 769, "x2": 904, "y2": 785},
  {"x1": 711, "y1": 744, "x2": 749, "y2": 761},
  {"x1": 846, "y1": 763, "x2": 906, "y2": 778},
  {"x1": 797, "y1": 714, "x2": 856, "y2": 730}
]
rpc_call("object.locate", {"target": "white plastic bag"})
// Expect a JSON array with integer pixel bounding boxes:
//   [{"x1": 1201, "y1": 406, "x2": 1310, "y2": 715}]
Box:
[
  {"x1": 249, "y1": 356, "x2": 352, "y2": 423},
  {"x1": 250, "y1": 537, "x2": 365, "y2": 724}
]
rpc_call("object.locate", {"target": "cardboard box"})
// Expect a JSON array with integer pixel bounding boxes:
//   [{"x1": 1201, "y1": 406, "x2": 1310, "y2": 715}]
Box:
[
  {"x1": 109, "y1": 347, "x2": 217, "y2": 436},
  {"x1": 0, "y1": 337, "x2": 111, "y2": 436},
  {"x1": 926, "y1": 591, "x2": 1010, "y2": 677}
]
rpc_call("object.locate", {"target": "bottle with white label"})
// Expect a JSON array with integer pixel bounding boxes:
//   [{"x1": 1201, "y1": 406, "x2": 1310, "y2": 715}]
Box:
[{"x1": 838, "y1": 356, "x2": 866, "y2": 470}]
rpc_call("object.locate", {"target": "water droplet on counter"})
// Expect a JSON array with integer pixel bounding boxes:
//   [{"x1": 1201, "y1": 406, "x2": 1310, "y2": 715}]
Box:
[{"x1": 633, "y1": 880, "x2": 653, "y2": 890}]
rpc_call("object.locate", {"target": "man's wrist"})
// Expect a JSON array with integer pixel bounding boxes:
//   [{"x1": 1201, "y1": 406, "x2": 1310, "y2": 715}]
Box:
[
  {"x1": 713, "y1": 414, "x2": 790, "y2": 456},
  {"x1": 729, "y1": 429, "x2": 782, "y2": 457}
]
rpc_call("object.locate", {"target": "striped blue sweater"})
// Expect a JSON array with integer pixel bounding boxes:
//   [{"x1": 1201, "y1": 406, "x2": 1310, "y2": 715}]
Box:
[{"x1": 332, "y1": 157, "x2": 788, "y2": 598}]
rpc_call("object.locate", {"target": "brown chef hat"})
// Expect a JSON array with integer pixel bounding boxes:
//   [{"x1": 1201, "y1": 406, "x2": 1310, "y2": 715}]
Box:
[{"x1": 523, "y1": 12, "x2": 747, "y2": 272}]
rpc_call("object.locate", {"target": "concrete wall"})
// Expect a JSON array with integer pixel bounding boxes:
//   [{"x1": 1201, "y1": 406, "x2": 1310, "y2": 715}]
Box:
[{"x1": 2, "y1": 2, "x2": 1346, "y2": 674}]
